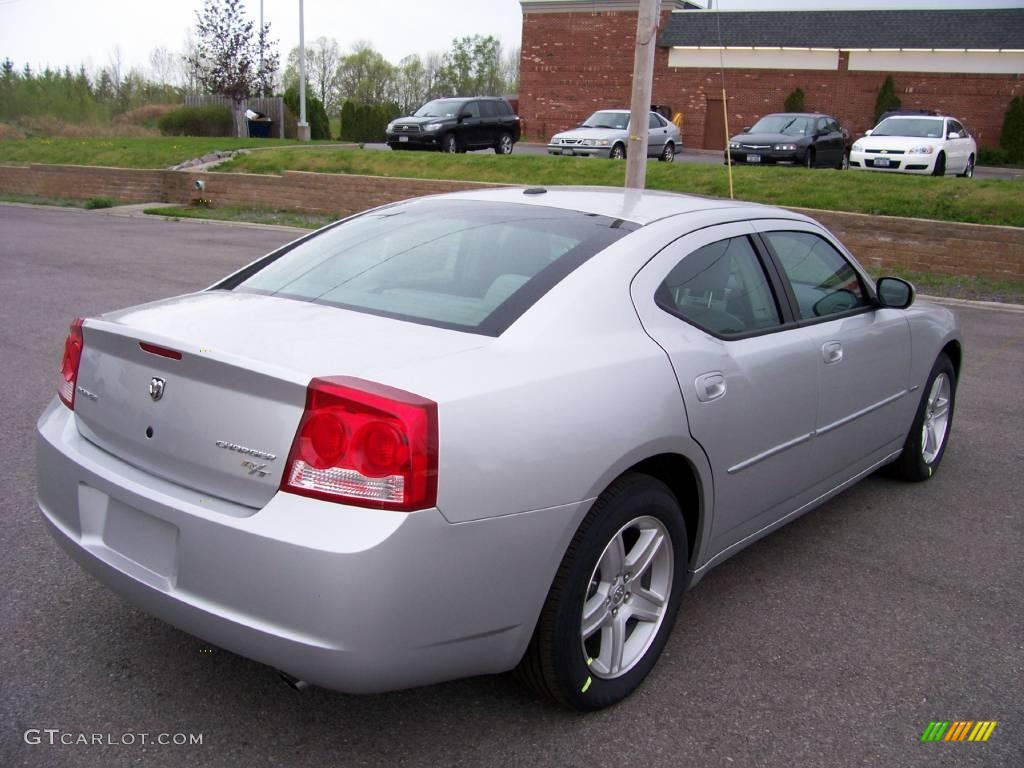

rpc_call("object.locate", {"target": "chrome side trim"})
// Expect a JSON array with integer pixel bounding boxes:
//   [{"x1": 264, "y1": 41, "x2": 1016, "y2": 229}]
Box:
[
  {"x1": 815, "y1": 389, "x2": 907, "y2": 436},
  {"x1": 727, "y1": 431, "x2": 815, "y2": 475},
  {"x1": 695, "y1": 449, "x2": 903, "y2": 575},
  {"x1": 727, "y1": 390, "x2": 907, "y2": 474}
]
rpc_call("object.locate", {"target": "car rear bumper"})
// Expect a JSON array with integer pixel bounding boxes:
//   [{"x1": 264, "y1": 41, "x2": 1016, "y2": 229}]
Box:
[
  {"x1": 848, "y1": 151, "x2": 935, "y2": 173},
  {"x1": 36, "y1": 399, "x2": 587, "y2": 693}
]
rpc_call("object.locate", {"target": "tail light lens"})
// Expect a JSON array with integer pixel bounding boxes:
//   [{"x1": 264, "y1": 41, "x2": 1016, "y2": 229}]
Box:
[
  {"x1": 282, "y1": 377, "x2": 438, "y2": 512},
  {"x1": 58, "y1": 317, "x2": 85, "y2": 409}
]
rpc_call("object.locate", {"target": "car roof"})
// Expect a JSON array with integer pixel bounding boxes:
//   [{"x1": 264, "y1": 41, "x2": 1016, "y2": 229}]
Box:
[
  {"x1": 762, "y1": 112, "x2": 833, "y2": 118},
  {"x1": 423, "y1": 186, "x2": 798, "y2": 227}
]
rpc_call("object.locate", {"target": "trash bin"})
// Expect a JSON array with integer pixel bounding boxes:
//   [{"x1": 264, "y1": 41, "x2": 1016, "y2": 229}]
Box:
[{"x1": 246, "y1": 108, "x2": 272, "y2": 138}]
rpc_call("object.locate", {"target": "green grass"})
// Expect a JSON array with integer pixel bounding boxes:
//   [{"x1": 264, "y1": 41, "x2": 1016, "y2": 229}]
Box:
[
  {"x1": 0, "y1": 137, "x2": 330, "y2": 169},
  {"x1": 0, "y1": 192, "x2": 89, "y2": 207},
  {"x1": 866, "y1": 266, "x2": 1024, "y2": 305},
  {"x1": 216, "y1": 148, "x2": 1024, "y2": 228},
  {"x1": 143, "y1": 204, "x2": 337, "y2": 230}
]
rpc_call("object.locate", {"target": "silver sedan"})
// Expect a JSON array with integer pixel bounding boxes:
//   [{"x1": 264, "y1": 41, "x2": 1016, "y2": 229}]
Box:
[
  {"x1": 37, "y1": 187, "x2": 961, "y2": 710},
  {"x1": 548, "y1": 109, "x2": 682, "y2": 161}
]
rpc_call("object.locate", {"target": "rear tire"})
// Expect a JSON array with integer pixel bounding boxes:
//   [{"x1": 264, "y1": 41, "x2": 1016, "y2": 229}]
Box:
[
  {"x1": 494, "y1": 132, "x2": 514, "y2": 155},
  {"x1": 892, "y1": 354, "x2": 956, "y2": 482},
  {"x1": 932, "y1": 152, "x2": 946, "y2": 176},
  {"x1": 515, "y1": 473, "x2": 688, "y2": 710}
]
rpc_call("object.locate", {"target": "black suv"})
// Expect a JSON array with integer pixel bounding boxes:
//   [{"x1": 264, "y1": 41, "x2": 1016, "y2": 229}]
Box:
[{"x1": 386, "y1": 97, "x2": 521, "y2": 154}]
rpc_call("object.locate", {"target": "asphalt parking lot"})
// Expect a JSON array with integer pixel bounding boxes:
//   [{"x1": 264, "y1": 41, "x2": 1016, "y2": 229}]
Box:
[{"x1": 1, "y1": 204, "x2": 1021, "y2": 768}]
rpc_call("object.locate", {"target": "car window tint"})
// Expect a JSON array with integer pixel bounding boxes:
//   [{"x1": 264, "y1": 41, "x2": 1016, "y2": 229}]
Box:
[
  {"x1": 655, "y1": 236, "x2": 782, "y2": 337},
  {"x1": 230, "y1": 200, "x2": 636, "y2": 336},
  {"x1": 949, "y1": 120, "x2": 964, "y2": 135},
  {"x1": 497, "y1": 101, "x2": 512, "y2": 116},
  {"x1": 827, "y1": 119, "x2": 840, "y2": 132},
  {"x1": 763, "y1": 231, "x2": 868, "y2": 320},
  {"x1": 648, "y1": 113, "x2": 661, "y2": 129},
  {"x1": 479, "y1": 101, "x2": 497, "y2": 118},
  {"x1": 461, "y1": 101, "x2": 481, "y2": 119}
]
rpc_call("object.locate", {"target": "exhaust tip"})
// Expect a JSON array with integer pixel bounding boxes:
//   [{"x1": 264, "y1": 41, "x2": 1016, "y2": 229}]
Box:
[{"x1": 278, "y1": 670, "x2": 309, "y2": 693}]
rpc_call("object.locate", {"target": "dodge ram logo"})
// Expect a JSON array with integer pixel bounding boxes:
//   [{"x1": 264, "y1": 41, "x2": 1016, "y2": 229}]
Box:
[{"x1": 149, "y1": 377, "x2": 166, "y2": 401}]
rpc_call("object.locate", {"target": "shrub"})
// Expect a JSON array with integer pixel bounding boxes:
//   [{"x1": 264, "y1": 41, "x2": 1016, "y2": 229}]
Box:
[
  {"x1": 873, "y1": 76, "x2": 901, "y2": 124},
  {"x1": 784, "y1": 88, "x2": 805, "y2": 113},
  {"x1": 157, "y1": 105, "x2": 233, "y2": 137},
  {"x1": 115, "y1": 104, "x2": 178, "y2": 129},
  {"x1": 282, "y1": 86, "x2": 330, "y2": 140},
  {"x1": 84, "y1": 196, "x2": 114, "y2": 209},
  {"x1": 340, "y1": 100, "x2": 356, "y2": 141},
  {"x1": 999, "y1": 96, "x2": 1024, "y2": 163}
]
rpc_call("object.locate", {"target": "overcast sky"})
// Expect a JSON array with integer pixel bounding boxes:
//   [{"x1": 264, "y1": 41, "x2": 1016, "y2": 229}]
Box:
[{"x1": 1, "y1": 0, "x2": 1021, "y2": 77}]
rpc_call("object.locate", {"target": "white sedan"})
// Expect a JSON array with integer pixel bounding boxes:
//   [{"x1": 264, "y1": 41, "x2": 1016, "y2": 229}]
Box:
[{"x1": 849, "y1": 115, "x2": 977, "y2": 177}]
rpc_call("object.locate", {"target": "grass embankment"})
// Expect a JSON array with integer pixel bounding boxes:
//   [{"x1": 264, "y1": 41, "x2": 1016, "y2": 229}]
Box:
[
  {"x1": 144, "y1": 204, "x2": 337, "y2": 230},
  {"x1": 217, "y1": 148, "x2": 1024, "y2": 228},
  {"x1": 0, "y1": 137, "x2": 328, "y2": 169}
]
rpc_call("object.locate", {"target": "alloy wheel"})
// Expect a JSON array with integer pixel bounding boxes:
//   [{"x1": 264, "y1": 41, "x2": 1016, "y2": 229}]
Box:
[
  {"x1": 921, "y1": 373, "x2": 951, "y2": 464},
  {"x1": 580, "y1": 515, "x2": 673, "y2": 679}
]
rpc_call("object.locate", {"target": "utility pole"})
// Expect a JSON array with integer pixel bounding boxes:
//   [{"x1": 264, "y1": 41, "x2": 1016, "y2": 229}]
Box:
[
  {"x1": 625, "y1": 0, "x2": 659, "y2": 190},
  {"x1": 297, "y1": 0, "x2": 310, "y2": 141}
]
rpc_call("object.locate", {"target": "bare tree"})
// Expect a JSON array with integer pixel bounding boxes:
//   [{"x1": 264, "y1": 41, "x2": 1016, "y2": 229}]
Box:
[
  {"x1": 149, "y1": 46, "x2": 179, "y2": 88},
  {"x1": 186, "y1": 0, "x2": 279, "y2": 136},
  {"x1": 107, "y1": 45, "x2": 124, "y2": 101}
]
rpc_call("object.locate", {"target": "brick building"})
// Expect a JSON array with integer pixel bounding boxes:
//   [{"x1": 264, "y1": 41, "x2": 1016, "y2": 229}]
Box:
[{"x1": 518, "y1": 1, "x2": 1024, "y2": 149}]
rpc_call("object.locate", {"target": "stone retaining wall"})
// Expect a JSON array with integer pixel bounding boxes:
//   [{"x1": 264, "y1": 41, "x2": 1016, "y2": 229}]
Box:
[{"x1": 1, "y1": 163, "x2": 1020, "y2": 280}]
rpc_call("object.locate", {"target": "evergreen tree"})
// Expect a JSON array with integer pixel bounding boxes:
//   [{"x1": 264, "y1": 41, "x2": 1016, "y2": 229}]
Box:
[{"x1": 873, "y1": 76, "x2": 901, "y2": 124}]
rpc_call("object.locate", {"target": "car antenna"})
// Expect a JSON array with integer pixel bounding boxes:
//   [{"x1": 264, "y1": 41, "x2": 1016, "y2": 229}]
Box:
[{"x1": 715, "y1": 5, "x2": 735, "y2": 200}]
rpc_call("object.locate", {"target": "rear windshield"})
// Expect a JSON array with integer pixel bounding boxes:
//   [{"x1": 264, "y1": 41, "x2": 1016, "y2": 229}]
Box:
[{"x1": 225, "y1": 199, "x2": 636, "y2": 336}]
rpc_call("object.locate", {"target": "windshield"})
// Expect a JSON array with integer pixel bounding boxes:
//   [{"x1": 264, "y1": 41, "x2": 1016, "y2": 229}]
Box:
[
  {"x1": 413, "y1": 99, "x2": 463, "y2": 118},
  {"x1": 581, "y1": 111, "x2": 629, "y2": 130},
  {"x1": 226, "y1": 200, "x2": 637, "y2": 336},
  {"x1": 871, "y1": 117, "x2": 945, "y2": 138},
  {"x1": 749, "y1": 115, "x2": 812, "y2": 136}
]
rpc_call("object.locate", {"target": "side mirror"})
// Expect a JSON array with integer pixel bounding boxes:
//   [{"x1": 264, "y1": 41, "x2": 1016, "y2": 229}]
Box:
[
  {"x1": 864, "y1": 129, "x2": 873, "y2": 136},
  {"x1": 877, "y1": 277, "x2": 915, "y2": 309},
  {"x1": 947, "y1": 131, "x2": 961, "y2": 139},
  {"x1": 741, "y1": 126, "x2": 751, "y2": 133}
]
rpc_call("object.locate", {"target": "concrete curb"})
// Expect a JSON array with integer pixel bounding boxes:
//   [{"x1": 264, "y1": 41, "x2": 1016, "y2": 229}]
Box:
[{"x1": 919, "y1": 294, "x2": 1024, "y2": 313}]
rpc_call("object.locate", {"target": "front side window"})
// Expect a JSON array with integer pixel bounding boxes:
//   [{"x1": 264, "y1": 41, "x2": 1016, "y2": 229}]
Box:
[
  {"x1": 655, "y1": 236, "x2": 782, "y2": 337},
  {"x1": 461, "y1": 101, "x2": 481, "y2": 119},
  {"x1": 226, "y1": 200, "x2": 635, "y2": 336},
  {"x1": 763, "y1": 231, "x2": 868, "y2": 320}
]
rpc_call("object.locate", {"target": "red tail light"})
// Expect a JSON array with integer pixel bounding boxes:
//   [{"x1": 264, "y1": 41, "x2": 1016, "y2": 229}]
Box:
[
  {"x1": 58, "y1": 317, "x2": 85, "y2": 409},
  {"x1": 282, "y1": 377, "x2": 438, "y2": 512}
]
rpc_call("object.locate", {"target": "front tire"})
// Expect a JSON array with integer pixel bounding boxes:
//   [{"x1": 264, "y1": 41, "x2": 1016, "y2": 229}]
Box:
[
  {"x1": 610, "y1": 143, "x2": 626, "y2": 160},
  {"x1": 932, "y1": 152, "x2": 946, "y2": 176},
  {"x1": 892, "y1": 354, "x2": 956, "y2": 481},
  {"x1": 441, "y1": 133, "x2": 460, "y2": 154},
  {"x1": 958, "y1": 154, "x2": 975, "y2": 178},
  {"x1": 804, "y1": 148, "x2": 815, "y2": 169},
  {"x1": 515, "y1": 474, "x2": 688, "y2": 710},
  {"x1": 659, "y1": 142, "x2": 675, "y2": 163}
]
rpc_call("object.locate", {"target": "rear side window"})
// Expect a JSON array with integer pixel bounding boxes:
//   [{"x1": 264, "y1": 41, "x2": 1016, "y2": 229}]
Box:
[
  {"x1": 479, "y1": 101, "x2": 498, "y2": 118},
  {"x1": 228, "y1": 200, "x2": 636, "y2": 336},
  {"x1": 655, "y1": 236, "x2": 782, "y2": 337},
  {"x1": 763, "y1": 231, "x2": 868, "y2": 320}
]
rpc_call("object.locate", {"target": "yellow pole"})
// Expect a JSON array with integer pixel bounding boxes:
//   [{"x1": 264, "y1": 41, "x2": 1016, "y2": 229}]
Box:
[{"x1": 722, "y1": 88, "x2": 734, "y2": 200}]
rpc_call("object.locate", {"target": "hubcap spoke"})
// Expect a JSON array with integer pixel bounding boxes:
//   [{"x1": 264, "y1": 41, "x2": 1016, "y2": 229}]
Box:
[
  {"x1": 581, "y1": 594, "x2": 611, "y2": 640},
  {"x1": 599, "y1": 532, "x2": 626, "y2": 576},
  {"x1": 627, "y1": 587, "x2": 665, "y2": 623},
  {"x1": 601, "y1": 613, "x2": 627, "y2": 675},
  {"x1": 625, "y1": 529, "x2": 664, "y2": 581}
]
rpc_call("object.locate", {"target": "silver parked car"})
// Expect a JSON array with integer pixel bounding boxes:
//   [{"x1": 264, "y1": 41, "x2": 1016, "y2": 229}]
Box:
[
  {"x1": 548, "y1": 109, "x2": 681, "y2": 161},
  {"x1": 37, "y1": 187, "x2": 961, "y2": 710}
]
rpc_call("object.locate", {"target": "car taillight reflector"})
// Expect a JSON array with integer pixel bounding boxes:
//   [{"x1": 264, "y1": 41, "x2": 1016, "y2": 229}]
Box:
[
  {"x1": 281, "y1": 377, "x2": 438, "y2": 512},
  {"x1": 58, "y1": 317, "x2": 85, "y2": 409},
  {"x1": 139, "y1": 341, "x2": 183, "y2": 360}
]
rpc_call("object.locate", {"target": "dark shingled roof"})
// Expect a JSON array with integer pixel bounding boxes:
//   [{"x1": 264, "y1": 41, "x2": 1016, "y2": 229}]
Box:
[{"x1": 658, "y1": 9, "x2": 1024, "y2": 50}]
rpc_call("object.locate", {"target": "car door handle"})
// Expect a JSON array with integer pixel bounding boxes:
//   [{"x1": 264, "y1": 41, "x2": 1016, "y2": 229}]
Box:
[
  {"x1": 822, "y1": 341, "x2": 843, "y2": 364},
  {"x1": 695, "y1": 372, "x2": 726, "y2": 402}
]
